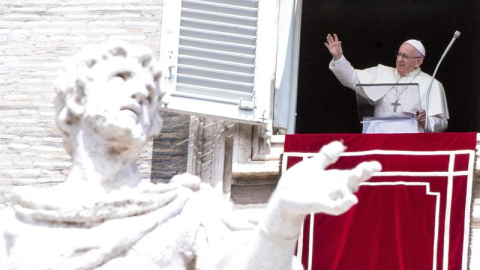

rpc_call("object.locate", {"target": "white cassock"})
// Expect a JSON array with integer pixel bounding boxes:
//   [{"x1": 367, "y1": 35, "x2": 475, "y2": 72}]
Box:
[{"x1": 329, "y1": 56, "x2": 449, "y2": 133}]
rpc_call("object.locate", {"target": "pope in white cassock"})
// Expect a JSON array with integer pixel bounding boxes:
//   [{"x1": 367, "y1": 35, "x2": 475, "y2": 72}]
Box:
[{"x1": 324, "y1": 34, "x2": 449, "y2": 133}]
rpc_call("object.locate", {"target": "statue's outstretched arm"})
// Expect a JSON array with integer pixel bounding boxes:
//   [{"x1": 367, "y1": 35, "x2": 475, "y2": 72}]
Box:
[{"x1": 230, "y1": 141, "x2": 381, "y2": 270}]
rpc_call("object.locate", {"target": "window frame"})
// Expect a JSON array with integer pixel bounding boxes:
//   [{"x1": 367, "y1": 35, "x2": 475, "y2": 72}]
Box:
[{"x1": 159, "y1": 0, "x2": 280, "y2": 126}]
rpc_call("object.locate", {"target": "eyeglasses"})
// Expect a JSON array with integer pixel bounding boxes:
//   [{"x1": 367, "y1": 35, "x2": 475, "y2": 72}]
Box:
[{"x1": 396, "y1": 51, "x2": 423, "y2": 60}]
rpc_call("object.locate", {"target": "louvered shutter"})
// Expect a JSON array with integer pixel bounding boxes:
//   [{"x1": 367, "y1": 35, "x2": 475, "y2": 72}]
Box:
[{"x1": 160, "y1": 0, "x2": 278, "y2": 126}]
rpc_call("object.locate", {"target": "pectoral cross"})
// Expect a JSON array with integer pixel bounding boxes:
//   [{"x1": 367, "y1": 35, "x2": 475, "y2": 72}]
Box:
[{"x1": 391, "y1": 100, "x2": 401, "y2": 112}]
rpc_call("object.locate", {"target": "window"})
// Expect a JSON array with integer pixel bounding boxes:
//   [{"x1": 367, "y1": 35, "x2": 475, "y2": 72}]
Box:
[{"x1": 159, "y1": 0, "x2": 279, "y2": 126}]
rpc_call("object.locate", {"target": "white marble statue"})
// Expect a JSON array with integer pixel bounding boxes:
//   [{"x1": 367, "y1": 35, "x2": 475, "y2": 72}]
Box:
[{"x1": 0, "y1": 41, "x2": 381, "y2": 270}]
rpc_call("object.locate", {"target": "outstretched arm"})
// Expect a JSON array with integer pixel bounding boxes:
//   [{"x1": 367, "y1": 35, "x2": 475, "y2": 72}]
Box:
[
  {"x1": 231, "y1": 141, "x2": 381, "y2": 270},
  {"x1": 325, "y1": 34, "x2": 364, "y2": 91}
]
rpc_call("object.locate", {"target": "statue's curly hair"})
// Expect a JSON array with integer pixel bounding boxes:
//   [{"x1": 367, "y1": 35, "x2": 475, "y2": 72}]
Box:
[{"x1": 53, "y1": 40, "x2": 164, "y2": 156}]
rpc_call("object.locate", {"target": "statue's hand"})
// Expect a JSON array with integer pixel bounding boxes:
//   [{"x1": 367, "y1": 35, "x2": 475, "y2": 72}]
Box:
[
  {"x1": 226, "y1": 142, "x2": 381, "y2": 270},
  {"x1": 324, "y1": 33, "x2": 344, "y2": 60},
  {"x1": 275, "y1": 141, "x2": 381, "y2": 216},
  {"x1": 262, "y1": 141, "x2": 381, "y2": 241}
]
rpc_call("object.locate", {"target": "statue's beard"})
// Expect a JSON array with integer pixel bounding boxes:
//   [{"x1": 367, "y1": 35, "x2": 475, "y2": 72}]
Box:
[{"x1": 82, "y1": 111, "x2": 149, "y2": 153}]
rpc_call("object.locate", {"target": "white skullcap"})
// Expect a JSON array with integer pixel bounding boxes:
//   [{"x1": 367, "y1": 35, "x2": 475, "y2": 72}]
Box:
[{"x1": 405, "y1": 39, "x2": 425, "y2": 57}]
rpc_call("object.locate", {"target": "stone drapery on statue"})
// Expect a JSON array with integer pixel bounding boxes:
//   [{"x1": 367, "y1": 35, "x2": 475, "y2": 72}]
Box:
[{"x1": 0, "y1": 41, "x2": 381, "y2": 270}]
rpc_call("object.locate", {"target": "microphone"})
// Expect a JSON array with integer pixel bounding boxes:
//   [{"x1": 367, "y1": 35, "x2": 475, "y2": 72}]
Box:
[{"x1": 424, "y1": 31, "x2": 460, "y2": 132}]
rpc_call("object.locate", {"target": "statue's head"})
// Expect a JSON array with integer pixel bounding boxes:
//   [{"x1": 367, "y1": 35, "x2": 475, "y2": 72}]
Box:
[{"x1": 54, "y1": 41, "x2": 164, "y2": 156}]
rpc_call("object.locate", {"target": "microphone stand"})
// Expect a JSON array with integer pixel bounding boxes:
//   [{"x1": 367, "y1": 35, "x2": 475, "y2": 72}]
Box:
[{"x1": 425, "y1": 31, "x2": 460, "y2": 132}]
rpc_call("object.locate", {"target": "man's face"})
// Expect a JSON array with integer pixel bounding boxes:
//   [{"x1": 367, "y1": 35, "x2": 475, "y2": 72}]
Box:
[
  {"x1": 82, "y1": 57, "x2": 159, "y2": 151},
  {"x1": 396, "y1": 43, "x2": 424, "y2": 76}
]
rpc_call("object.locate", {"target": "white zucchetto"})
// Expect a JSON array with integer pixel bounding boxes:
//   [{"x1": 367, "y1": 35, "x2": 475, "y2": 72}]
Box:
[{"x1": 405, "y1": 39, "x2": 426, "y2": 57}]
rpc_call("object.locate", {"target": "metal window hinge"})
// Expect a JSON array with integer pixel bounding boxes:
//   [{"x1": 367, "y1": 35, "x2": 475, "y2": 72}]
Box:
[{"x1": 238, "y1": 99, "x2": 255, "y2": 111}]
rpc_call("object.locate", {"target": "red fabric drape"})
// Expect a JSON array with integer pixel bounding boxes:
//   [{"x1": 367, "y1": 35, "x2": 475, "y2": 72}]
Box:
[{"x1": 285, "y1": 133, "x2": 476, "y2": 270}]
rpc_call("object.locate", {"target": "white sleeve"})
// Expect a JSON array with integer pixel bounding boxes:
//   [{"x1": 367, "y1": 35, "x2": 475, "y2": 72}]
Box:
[
  {"x1": 328, "y1": 56, "x2": 360, "y2": 90},
  {"x1": 427, "y1": 116, "x2": 448, "y2": 132}
]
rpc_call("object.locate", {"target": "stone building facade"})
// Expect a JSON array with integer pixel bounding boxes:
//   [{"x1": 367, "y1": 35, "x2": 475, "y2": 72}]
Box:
[
  {"x1": 0, "y1": 1, "x2": 479, "y2": 268},
  {"x1": 0, "y1": 0, "x2": 191, "y2": 207}
]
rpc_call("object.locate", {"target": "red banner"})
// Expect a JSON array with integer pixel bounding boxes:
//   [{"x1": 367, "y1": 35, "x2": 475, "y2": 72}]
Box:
[{"x1": 284, "y1": 133, "x2": 476, "y2": 270}]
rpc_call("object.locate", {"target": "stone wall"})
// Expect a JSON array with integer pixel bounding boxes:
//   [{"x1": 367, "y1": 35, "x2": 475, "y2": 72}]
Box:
[{"x1": 0, "y1": 0, "x2": 189, "y2": 208}]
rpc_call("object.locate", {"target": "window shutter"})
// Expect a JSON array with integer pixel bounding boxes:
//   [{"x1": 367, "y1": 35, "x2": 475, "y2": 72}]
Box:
[{"x1": 160, "y1": 0, "x2": 278, "y2": 126}]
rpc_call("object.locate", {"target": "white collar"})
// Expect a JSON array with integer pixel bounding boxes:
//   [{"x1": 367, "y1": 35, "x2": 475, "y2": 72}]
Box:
[{"x1": 396, "y1": 67, "x2": 421, "y2": 78}]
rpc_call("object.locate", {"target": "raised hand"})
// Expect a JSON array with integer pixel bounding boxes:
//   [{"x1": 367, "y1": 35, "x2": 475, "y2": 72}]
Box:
[
  {"x1": 276, "y1": 141, "x2": 380, "y2": 215},
  {"x1": 324, "y1": 33, "x2": 344, "y2": 60},
  {"x1": 227, "y1": 141, "x2": 381, "y2": 270},
  {"x1": 262, "y1": 141, "x2": 381, "y2": 240}
]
